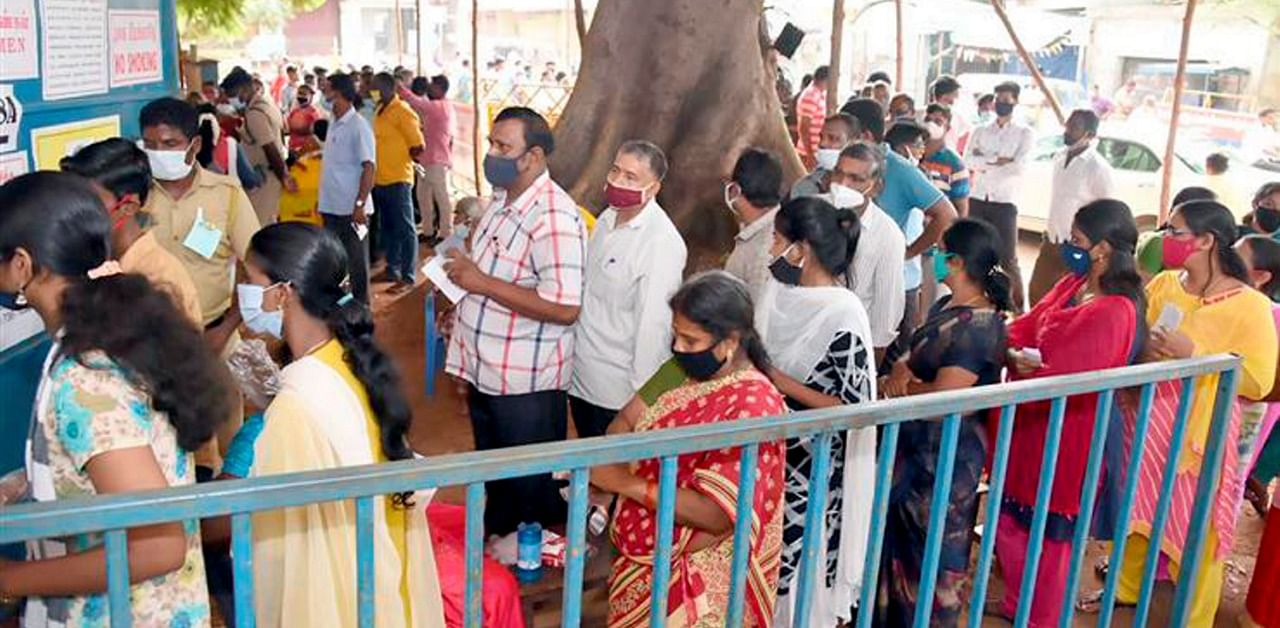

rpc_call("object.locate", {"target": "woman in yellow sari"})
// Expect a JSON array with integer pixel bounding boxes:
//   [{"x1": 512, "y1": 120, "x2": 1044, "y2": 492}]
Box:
[
  {"x1": 591, "y1": 271, "x2": 787, "y2": 627},
  {"x1": 238, "y1": 223, "x2": 445, "y2": 627}
]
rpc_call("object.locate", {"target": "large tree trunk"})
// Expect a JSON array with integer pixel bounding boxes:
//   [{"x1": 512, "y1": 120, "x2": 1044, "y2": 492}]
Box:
[{"x1": 550, "y1": 0, "x2": 804, "y2": 270}]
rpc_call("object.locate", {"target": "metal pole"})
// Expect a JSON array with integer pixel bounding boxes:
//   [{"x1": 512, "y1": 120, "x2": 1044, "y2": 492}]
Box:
[
  {"x1": 894, "y1": 0, "x2": 904, "y2": 88},
  {"x1": 472, "y1": 0, "x2": 482, "y2": 196},
  {"x1": 829, "y1": 0, "x2": 846, "y2": 112},
  {"x1": 989, "y1": 0, "x2": 1065, "y2": 126},
  {"x1": 1159, "y1": 0, "x2": 1198, "y2": 223}
]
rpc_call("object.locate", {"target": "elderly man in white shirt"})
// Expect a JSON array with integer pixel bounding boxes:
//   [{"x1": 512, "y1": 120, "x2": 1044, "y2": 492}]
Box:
[
  {"x1": 570, "y1": 140, "x2": 687, "y2": 437},
  {"x1": 1027, "y1": 109, "x2": 1116, "y2": 305},
  {"x1": 724, "y1": 147, "x2": 786, "y2": 300},
  {"x1": 827, "y1": 142, "x2": 907, "y2": 361},
  {"x1": 965, "y1": 80, "x2": 1035, "y2": 312}
]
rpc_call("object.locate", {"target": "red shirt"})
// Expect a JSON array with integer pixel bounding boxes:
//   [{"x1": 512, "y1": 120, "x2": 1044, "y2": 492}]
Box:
[
  {"x1": 796, "y1": 84, "x2": 827, "y2": 157},
  {"x1": 286, "y1": 106, "x2": 322, "y2": 152}
]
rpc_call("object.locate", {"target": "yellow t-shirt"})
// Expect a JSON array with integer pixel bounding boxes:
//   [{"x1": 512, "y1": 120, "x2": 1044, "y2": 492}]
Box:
[
  {"x1": 373, "y1": 97, "x2": 425, "y2": 186},
  {"x1": 279, "y1": 154, "x2": 324, "y2": 226}
]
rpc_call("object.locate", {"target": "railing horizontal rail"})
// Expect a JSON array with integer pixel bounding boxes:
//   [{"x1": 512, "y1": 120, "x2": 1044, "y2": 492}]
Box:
[{"x1": 0, "y1": 355, "x2": 1238, "y2": 544}]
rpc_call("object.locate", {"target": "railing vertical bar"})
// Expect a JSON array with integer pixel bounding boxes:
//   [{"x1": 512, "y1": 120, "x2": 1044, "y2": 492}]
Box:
[
  {"x1": 1133, "y1": 376, "x2": 1197, "y2": 628},
  {"x1": 355, "y1": 496, "x2": 375, "y2": 628},
  {"x1": 1098, "y1": 382, "x2": 1157, "y2": 628},
  {"x1": 1014, "y1": 396, "x2": 1068, "y2": 627},
  {"x1": 231, "y1": 513, "x2": 255, "y2": 628},
  {"x1": 1059, "y1": 389, "x2": 1116, "y2": 627},
  {"x1": 464, "y1": 482, "x2": 485, "y2": 628},
  {"x1": 425, "y1": 288, "x2": 436, "y2": 396},
  {"x1": 649, "y1": 456, "x2": 679, "y2": 628},
  {"x1": 560, "y1": 468, "x2": 590, "y2": 628},
  {"x1": 912, "y1": 413, "x2": 963, "y2": 628},
  {"x1": 967, "y1": 404, "x2": 1018, "y2": 628},
  {"x1": 793, "y1": 432, "x2": 835, "y2": 624},
  {"x1": 856, "y1": 422, "x2": 901, "y2": 628},
  {"x1": 1171, "y1": 368, "x2": 1239, "y2": 626},
  {"x1": 725, "y1": 443, "x2": 760, "y2": 628},
  {"x1": 105, "y1": 528, "x2": 132, "y2": 628}
]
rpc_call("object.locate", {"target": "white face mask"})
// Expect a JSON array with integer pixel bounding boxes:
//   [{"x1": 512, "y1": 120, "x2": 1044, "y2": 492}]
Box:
[
  {"x1": 145, "y1": 146, "x2": 194, "y2": 181},
  {"x1": 826, "y1": 183, "x2": 866, "y2": 211},
  {"x1": 228, "y1": 96, "x2": 246, "y2": 111},
  {"x1": 814, "y1": 148, "x2": 841, "y2": 172},
  {"x1": 925, "y1": 121, "x2": 947, "y2": 141},
  {"x1": 216, "y1": 103, "x2": 237, "y2": 117}
]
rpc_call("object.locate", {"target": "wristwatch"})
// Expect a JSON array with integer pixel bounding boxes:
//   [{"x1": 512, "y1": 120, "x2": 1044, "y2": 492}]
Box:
[{"x1": 355, "y1": 199, "x2": 366, "y2": 209}]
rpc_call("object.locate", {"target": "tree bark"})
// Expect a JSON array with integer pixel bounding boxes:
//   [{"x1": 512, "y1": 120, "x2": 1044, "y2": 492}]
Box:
[
  {"x1": 990, "y1": 0, "x2": 1065, "y2": 126},
  {"x1": 550, "y1": 0, "x2": 803, "y2": 269},
  {"x1": 573, "y1": 0, "x2": 588, "y2": 46},
  {"x1": 1159, "y1": 0, "x2": 1198, "y2": 223}
]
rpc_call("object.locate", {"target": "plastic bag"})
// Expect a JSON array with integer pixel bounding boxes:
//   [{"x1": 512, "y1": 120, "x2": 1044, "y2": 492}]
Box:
[{"x1": 225, "y1": 338, "x2": 281, "y2": 409}]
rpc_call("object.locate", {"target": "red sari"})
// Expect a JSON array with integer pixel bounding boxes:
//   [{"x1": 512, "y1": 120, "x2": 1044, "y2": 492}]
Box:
[{"x1": 608, "y1": 368, "x2": 786, "y2": 628}]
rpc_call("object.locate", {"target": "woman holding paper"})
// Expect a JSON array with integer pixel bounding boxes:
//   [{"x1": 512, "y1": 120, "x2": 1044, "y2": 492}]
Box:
[
  {"x1": 992, "y1": 199, "x2": 1144, "y2": 626},
  {"x1": 237, "y1": 223, "x2": 445, "y2": 627},
  {"x1": 1102, "y1": 200, "x2": 1277, "y2": 627}
]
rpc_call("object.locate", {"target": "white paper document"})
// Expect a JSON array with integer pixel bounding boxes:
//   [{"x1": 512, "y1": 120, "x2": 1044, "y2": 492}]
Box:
[{"x1": 422, "y1": 256, "x2": 468, "y2": 303}]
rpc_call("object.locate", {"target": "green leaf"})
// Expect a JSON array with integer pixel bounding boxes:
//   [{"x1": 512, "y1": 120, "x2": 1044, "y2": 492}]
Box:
[{"x1": 178, "y1": 0, "x2": 327, "y2": 41}]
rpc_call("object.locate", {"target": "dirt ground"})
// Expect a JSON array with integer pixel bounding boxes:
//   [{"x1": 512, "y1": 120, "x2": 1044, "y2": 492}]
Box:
[{"x1": 372, "y1": 238, "x2": 1268, "y2": 626}]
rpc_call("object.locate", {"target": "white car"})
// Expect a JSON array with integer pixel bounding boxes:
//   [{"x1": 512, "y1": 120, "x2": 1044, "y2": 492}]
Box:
[{"x1": 1016, "y1": 132, "x2": 1207, "y2": 234}]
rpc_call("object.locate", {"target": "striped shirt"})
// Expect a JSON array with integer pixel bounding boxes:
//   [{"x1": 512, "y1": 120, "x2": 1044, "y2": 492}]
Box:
[
  {"x1": 796, "y1": 85, "x2": 827, "y2": 157},
  {"x1": 445, "y1": 172, "x2": 587, "y2": 395}
]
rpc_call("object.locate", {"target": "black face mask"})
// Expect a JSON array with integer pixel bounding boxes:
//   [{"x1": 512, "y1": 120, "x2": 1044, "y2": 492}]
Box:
[
  {"x1": 1256, "y1": 206, "x2": 1280, "y2": 234},
  {"x1": 296, "y1": 98, "x2": 310, "y2": 107},
  {"x1": 672, "y1": 343, "x2": 725, "y2": 381},
  {"x1": 769, "y1": 256, "x2": 802, "y2": 286}
]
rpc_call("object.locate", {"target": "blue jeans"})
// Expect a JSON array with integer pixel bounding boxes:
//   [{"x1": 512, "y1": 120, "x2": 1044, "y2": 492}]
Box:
[{"x1": 372, "y1": 182, "x2": 417, "y2": 283}]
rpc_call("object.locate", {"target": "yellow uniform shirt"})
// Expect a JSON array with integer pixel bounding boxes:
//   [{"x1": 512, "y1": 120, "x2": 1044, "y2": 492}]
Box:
[
  {"x1": 144, "y1": 166, "x2": 261, "y2": 325},
  {"x1": 279, "y1": 154, "x2": 324, "y2": 226},
  {"x1": 118, "y1": 230, "x2": 204, "y2": 327},
  {"x1": 373, "y1": 96, "x2": 425, "y2": 186}
]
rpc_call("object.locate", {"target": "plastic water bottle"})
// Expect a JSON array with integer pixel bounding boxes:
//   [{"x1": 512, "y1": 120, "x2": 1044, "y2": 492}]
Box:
[{"x1": 516, "y1": 522, "x2": 543, "y2": 583}]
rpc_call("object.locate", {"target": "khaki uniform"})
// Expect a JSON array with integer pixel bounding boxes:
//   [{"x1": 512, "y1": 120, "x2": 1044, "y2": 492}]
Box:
[
  {"x1": 118, "y1": 230, "x2": 204, "y2": 328},
  {"x1": 144, "y1": 167, "x2": 259, "y2": 472},
  {"x1": 241, "y1": 94, "x2": 287, "y2": 226}
]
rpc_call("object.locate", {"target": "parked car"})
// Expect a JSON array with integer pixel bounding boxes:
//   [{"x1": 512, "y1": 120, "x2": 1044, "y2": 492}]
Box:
[{"x1": 1016, "y1": 131, "x2": 1206, "y2": 234}]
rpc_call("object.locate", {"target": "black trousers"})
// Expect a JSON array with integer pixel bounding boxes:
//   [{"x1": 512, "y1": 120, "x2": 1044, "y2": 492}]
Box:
[
  {"x1": 321, "y1": 213, "x2": 371, "y2": 303},
  {"x1": 196, "y1": 466, "x2": 235, "y2": 621},
  {"x1": 569, "y1": 395, "x2": 619, "y2": 439},
  {"x1": 468, "y1": 386, "x2": 569, "y2": 535},
  {"x1": 968, "y1": 198, "x2": 1026, "y2": 312}
]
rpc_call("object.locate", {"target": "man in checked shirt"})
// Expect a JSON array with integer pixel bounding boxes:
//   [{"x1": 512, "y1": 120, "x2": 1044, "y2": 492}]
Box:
[{"x1": 444, "y1": 107, "x2": 587, "y2": 535}]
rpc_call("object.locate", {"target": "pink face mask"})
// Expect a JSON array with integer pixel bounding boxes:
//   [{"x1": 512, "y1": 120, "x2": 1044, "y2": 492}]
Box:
[{"x1": 1161, "y1": 234, "x2": 1199, "y2": 269}]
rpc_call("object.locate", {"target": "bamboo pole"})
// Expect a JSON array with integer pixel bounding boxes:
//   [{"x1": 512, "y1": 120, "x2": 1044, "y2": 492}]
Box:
[
  {"x1": 574, "y1": 0, "x2": 587, "y2": 47},
  {"x1": 894, "y1": 0, "x2": 903, "y2": 88},
  {"x1": 472, "y1": 0, "x2": 482, "y2": 196},
  {"x1": 415, "y1": 0, "x2": 424, "y2": 76},
  {"x1": 989, "y1": 0, "x2": 1065, "y2": 126},
  {"x1": 1159, "y1": 0, "x2": 1198, "y2": 223},
  {"x1": 394, "y1": 0, "x2": 405, "y2": 66},
  {"x1": 829, "y1": 0, "x2": 846, "y2": 112}
]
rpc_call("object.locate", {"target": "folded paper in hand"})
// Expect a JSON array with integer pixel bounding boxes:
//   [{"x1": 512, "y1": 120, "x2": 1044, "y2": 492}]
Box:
[{"x1": 423, "y1": 256, "x2": 468, "y2": 303}]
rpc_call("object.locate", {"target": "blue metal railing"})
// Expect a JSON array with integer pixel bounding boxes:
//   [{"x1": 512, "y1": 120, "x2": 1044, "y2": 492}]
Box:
[{"x1": 0, "y1": 355, "x2": 1241, "y2": 628}]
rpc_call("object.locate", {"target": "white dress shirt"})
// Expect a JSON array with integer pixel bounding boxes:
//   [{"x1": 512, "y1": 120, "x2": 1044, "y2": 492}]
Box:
[
  {"x1": 725, "y1": 206, "x2": 780, "y2": 301},
  {"x1": 844, "y1": 201, "x2": 906, "y2": 349},
  {"x1": 571, "y1": 199, "x2": 687, "y2": 409},
  {"x1": 965, "y1": 118, "x2": 1035, "y2": 203},
  {"x1": 1046, "y1": 143, "x2": 1116, "y2": 243}
]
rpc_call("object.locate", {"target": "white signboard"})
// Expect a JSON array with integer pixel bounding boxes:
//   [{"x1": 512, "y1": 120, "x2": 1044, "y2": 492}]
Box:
[
  {"x1": 0, "y1": 149, "x2": 26, "y2": 184},
  {"x1": 0, "y1": 0, "x2": 38, "y2": 80},
  {"x1": 0, "y1": 308, "x2": 44, "y2": 354},
  {"x1": 108, "y1": 9, "x2": 161, "y2": 88},
  {"x1": 39, "y1": 0, "x2": 108, "y2": 101},
  {"x1": 0, "y1": 84, "x2": 20, "y2": 152}
]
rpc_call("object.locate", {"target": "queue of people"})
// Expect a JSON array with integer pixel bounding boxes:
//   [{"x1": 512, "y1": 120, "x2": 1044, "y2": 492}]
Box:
[{"x1": 3, "y1": 60, "x2": 1280, "y2": 628}]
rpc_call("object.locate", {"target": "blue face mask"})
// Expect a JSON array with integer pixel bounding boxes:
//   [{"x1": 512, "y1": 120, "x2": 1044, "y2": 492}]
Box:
[
  {"x1": 1060, "y1": 243, "x2": 1092, "y2": 278},
  {"x1": 932, "y1": 250, "x2": 955, "y2": 284},
  {"x1": 237, "y1": 282, "x2": 285, "y2": 339},
  {"x1": 455, "y1": 223, "x2": 471, "y2": 240},
  {"x1": 483, "y1": 152, "x2": 525, "y2": 189}
]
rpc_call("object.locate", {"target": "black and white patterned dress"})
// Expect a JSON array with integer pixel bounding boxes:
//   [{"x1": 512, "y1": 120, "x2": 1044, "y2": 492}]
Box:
[{"x1": 776, "y1": 329, "x2": 875, "y2": 598}]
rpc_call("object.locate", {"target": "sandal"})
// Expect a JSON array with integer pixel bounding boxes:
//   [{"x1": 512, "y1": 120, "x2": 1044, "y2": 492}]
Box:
[
  {"x1": 1245, "y1": 477, "x2": 1272, "y2": 518},
  {"x1": 1094, "y1": 555, "x2": 1109, "y2": 581},
  {"x1": 1076, "y1": 588, "x2": 1135, "y2": 614}
]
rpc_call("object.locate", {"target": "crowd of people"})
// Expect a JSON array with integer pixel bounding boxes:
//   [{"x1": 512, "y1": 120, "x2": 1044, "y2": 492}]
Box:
[{"x1": 3, "y1": 56, "x2": 1280, "y2": 628}]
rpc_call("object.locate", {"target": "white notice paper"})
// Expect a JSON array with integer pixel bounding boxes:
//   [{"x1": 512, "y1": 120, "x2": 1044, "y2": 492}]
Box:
[
  {"x1": 0, "y1": 0, "x2": 38, "y2": 80},
  {"x1": 108, "y1": 10, "x2": 161, "y2": 87},
  {"x1": 0, "y1": 308, "x2": 44, "y2": 353},
  {"x1": 0, "y1": 149, "x2": 27, "y2": 184},
  {"x1": 422, "y1": 256, "x2": 468, "y2": 303},
  {"x1": 40, "y1": 0, "x2": 108, "y2": 100}
]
